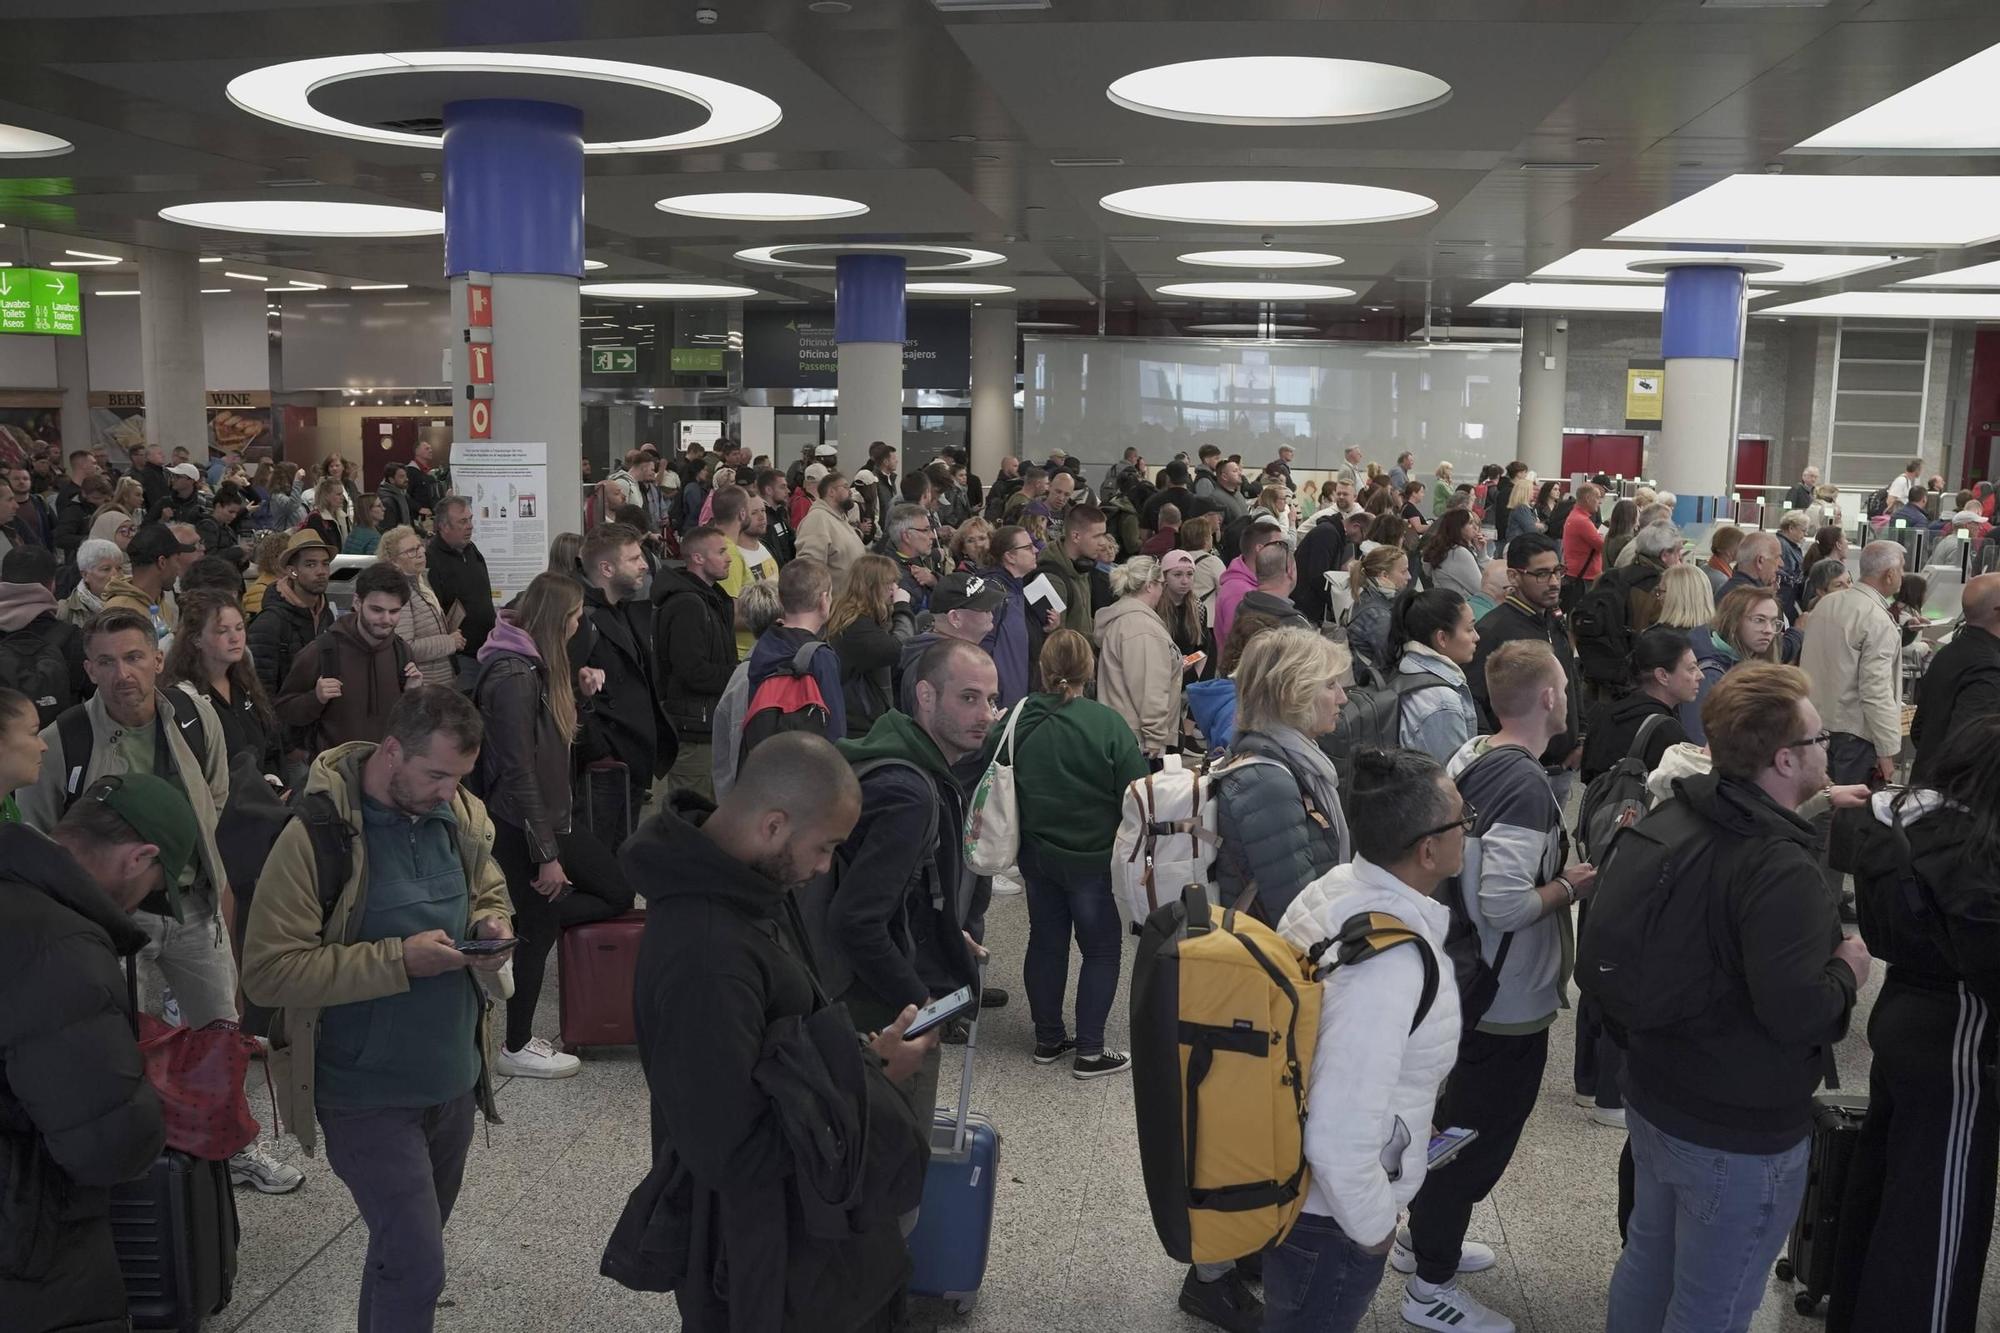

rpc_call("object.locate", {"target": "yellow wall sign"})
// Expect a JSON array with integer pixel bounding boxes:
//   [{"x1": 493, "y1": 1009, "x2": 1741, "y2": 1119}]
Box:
[{"x1": 1624, "y1": 364, "x2": 1665, "y2": 429}]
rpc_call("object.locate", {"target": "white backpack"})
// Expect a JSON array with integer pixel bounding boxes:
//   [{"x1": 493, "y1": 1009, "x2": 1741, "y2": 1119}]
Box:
[{"x1": 1111, "y1": 756, "x2": 1283, "y2": 933}]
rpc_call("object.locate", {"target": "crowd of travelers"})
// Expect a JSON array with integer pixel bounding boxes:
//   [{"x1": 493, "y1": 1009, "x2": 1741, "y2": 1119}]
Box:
[{"x1": 1, "y1": 429, "x2": 1993, "y2": 1333}]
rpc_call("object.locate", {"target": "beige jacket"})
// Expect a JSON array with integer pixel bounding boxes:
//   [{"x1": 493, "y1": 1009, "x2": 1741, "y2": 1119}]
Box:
[
  {"x1": 397, "y1": 573, "x2": 459, "y2": 686},
  {"x1": 240, "y1": 742, "x2": 512, "y2": 1152},
  {"x1": 1799, "y1": 582, "x2": 1903, "y2": 758},
  {"x1": 796, "y1": 497, "x2": 868, "y2": 593},
  {"x1": 1093, "y1": 596, "x2": 1182, "y2": 755}
]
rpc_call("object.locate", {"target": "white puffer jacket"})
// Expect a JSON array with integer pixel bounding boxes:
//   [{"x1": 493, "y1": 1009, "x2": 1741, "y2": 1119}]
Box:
[{"x1": 1277, "y1": 858, "x2": 1461, "y2": 1247}]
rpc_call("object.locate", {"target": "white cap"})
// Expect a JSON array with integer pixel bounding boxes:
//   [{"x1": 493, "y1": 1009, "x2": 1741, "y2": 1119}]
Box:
[{"x1": 805, "y1": 462, "x2": 829, "y2": 486}]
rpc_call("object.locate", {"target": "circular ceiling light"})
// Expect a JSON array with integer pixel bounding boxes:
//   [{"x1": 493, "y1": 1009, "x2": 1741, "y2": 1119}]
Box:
[
  {"x1": 1185, "y1": 322, "x2": 1319, "y2": 335},
  {"x1": 658, "y1": 192, "x2": 867, "y2": 222},
  {"x1": 158, "y1": 200, "x2": 444, "y2": 237},
  {"x1": 907, "y1": 281, "x2": 1015, "y2": 295},
  {"x1": 580, "y1": 281, "x2": 758, "y2": 299},
  {"x1": 1180, "y1": 249, "x2": 1344, "y2": 269},
  {"x1": 1104, "y1": 181, "x2": 1436, "y2": 228},
  {"x1": 734, "y1": 242, "x2": 1006, "y2": 271},
  {"x1": 226, "y1": 52, "x2": 782, "y2": 155},
  {"x1": 584, "y1": 259, "x2": 607, "y2": 270},
  {"x1": 1108, "y1": 56, "x2": 1450, "y2": 126},
  {"x1": 1158, "y1": 280, "x2": 1355, "y2": 300},
  {"x1": 0, "y1": 123, "x2": 73, "y2": 158}
]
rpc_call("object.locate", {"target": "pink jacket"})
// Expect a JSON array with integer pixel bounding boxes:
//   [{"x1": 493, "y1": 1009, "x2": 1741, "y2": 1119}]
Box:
[{"x1": 1213, "y1": 556, "x2": 1259, "y2": 649}]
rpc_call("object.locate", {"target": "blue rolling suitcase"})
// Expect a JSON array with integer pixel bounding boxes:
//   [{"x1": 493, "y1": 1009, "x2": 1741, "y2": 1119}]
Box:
[{"x1": 905, "y1": 1008, "x2": 1000, "y2": 1314}]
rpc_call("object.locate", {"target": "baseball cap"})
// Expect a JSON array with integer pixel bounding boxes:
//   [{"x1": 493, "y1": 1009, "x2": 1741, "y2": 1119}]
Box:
[
  {"x1": 1160, "y1": 549, "x2": 1197, "y2": 572},
  {"x1": 167, "y1": 462, "x2": 202, "y2": 481},
  {"x1": 804, "y1": 462, "x2": 829, "y2": 486},
  {"x1": 932, "y1": 571, "x2": 1008, "y2": 615},
  {"x1": 815, "y1": 443, "x2": 840, "y2": 460},
  {"x1": 80, "y1": 773, "x2": 198, "y2": 889},
  {"x1": 128, "y1": 523, "x2": 198, "y2": 567},
  {"x1": 279, "y1": 528, "x2": 336, "y2": 565},
  {"x1": 1953, "y1": 508, "x2": 1983, "y2": 525}
]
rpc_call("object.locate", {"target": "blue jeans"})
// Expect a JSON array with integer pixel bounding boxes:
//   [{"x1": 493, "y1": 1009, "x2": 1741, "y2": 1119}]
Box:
[
  {"x1": 1607, "y1": 1105, "x2": 1810, "y2": 1333},
  {"x1": 1263, "y1": 1212, "x2": 1389, "y2": 1333},
  {"x1": 1018, "y1": 839, "x2": 1121, "y2": 1056}
]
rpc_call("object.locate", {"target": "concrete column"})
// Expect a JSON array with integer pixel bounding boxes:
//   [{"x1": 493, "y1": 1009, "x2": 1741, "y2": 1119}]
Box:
[
  {"x1": 54, "y1": 329, "x2": 90, "y2": 461},
  {"x1": 970, "y1": 303, "x2": 1017, "y2": 483},
  {"x1": 1656, "y1": 264, "x2": 1748, "y2": 526},
  {"x1": 834, "y1": 254, "x2": 905, "y2": 473},
  {"x1": 136, "y1": 246, "x2": 206, "y2": 458},
  {"x1": 1517, "y1": 312, "x2": 1567, "y2": 480},
  {"x1": 442, "y1": 98, "x2": 584, "y2": 540}
]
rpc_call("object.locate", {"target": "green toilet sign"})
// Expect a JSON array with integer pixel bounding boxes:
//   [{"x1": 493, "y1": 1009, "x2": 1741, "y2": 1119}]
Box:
[
  {"x1": 0, "y1": 269, "x2": 83, "y2": 336},
  {"x1": 590, "y1": 346, "x2": 637, "y2": 374}
]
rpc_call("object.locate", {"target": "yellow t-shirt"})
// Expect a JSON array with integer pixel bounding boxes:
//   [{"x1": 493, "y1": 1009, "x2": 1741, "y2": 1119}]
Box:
[{"x1": 721, "y1": 540, "x2": 779, "y2": 658}]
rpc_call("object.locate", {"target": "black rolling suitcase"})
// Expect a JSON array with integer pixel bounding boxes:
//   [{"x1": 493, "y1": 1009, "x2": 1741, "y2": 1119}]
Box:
[
  {"x1": 110, "y1": 1149, "x2": 240, "y2": 1331},
  {"x1": 1774, "y1": 1092, "x2": 1868, "y2": 1316}
]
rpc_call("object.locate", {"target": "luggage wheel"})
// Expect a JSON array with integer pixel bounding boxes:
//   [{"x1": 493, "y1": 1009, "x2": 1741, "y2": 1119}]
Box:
[
  {"x1": 1773, "y1": 1257, "x2": 1793, "y2": 1282},
  {"x1": 951, "y1": 1296, "x2": 976, "y2": 1316},
  {"x1": 1794, "y1": 1293, "x2": 1819, "y2": 1316}
]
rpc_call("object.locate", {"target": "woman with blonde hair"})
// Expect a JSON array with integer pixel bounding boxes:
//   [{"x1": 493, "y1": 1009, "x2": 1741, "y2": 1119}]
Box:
[
  {"x1": 472, "y1": 571, "x2": 630, "y2": 1080},
  {"x1": 825, "y1": 553, "x2": 917, "y2": 736},
  {"x1": 1093, "y1": 555, "x2": 1183, "y2": 761},
  {"x1": 379, "y1": 523, "x2": 462, "y2": 685},
  {"x1": 302, "y1": 477, "x2": 349, "y2": 547},
  {"x1": 1254, "y1": 483, "x2": 1292, "y2": 534},
  {"x1": 1503, "y1": 474, "x2": 1543, "y2": 541},
  {"x1": 1003, "y1": 628, "x2": 1147, "y2": 1078},
  {"x1": 1214, "y1": 626, "x2": 1353, "y2": 920},
  {"x1": 1178, "y1": 513, "x2": 1226, "y2": 610},
  {"x1": 1432, "y1": 460, "x2": 1456, "y2": 517},
  {"x1": 547, "y1": 530, "x2": 584, "y2": 575},
  {"x1": 1347, "y1": 544, "x2": 1412, "y2": 683},
  {"x1": 950, "y1": 516, "x2": 992, "y2": 573},
  {"x1": 106, "y1": 475, "x2": 144, "y2": 519},
  {"x1": 1655, "y1": 562, "x2": 1717, "y2": 632}
]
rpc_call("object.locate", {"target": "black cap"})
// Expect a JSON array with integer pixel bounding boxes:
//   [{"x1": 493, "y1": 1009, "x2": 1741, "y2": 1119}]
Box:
[
  {"x1": 931, "y1": 572, "x2": 1009, "y2": 615},
  {"x1": 129, "y1": 523, "x2": 197, "y2": 567}
]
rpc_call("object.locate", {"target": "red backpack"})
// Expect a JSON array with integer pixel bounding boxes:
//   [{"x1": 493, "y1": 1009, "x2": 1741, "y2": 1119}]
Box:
[{"x1": 740, "y1": 641, "x2": 833, "y2": 765}]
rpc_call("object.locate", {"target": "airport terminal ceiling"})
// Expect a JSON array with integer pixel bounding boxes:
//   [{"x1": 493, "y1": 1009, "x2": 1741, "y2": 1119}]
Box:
[{"x1": 2, "y1": 0, "x2": 2000, "y2": 336}]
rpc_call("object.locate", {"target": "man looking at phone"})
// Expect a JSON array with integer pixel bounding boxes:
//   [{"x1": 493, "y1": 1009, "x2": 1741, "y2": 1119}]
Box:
[
  {"x1": 243, "y1": 686, "x2": 515, "y2": 1332},
  {"x1": 623, "y1": 731, "x2": 934, "y2": 1332}
]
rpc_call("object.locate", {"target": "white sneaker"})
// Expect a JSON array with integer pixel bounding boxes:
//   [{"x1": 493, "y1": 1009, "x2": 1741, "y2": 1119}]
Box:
[
  {"x1": 1587, "y1": 1105, "x2": 1627, "y2": 1130},
  {"x1": 1402, "y1": 1279, "x2": 1515, "y2": 1332},
  {"x1": 1388, "y1": 1229, "x2": 1498, "y2": 1276},
  {"x1": 495, "y1": 1037, "x2": 581, "y2": 1079},
  {"x1": 229, "y1": 1144, "x2": 305, "y2": 1195},
  {"x1": 1572, "y1": 1091, "x2": 1596, "y2": 1108},
  {"x1": 990, "y1": 869, "x2": 1025, "y2": 897}
]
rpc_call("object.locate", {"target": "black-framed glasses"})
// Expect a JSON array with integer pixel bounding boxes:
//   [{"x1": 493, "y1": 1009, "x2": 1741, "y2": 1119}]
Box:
[
  {"x1": 1786, "y1": 729, "x2": 1832, "y2": 751},
  {"x1": 1407, "y1": 803, "x2": 1478, "y2": 847},
  {"x1": 1518, "y1": 565, "x2": 1566, "y2": 581}
]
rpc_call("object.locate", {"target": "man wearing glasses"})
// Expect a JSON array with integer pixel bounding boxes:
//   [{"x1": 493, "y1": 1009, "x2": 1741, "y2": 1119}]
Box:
[
  {"x1": 1396, "y1": 639, "x2": 1595, "y2": 1333},
  {"x1": 1799, "y1": 540, "x2": 1907, "y2": 789},
  {"x1": 1466, "y1": 533, "x2": 1585, "y2": 802},
  {"x1": 979, "y1": 523, "x2": 1046, "y2": 707}
]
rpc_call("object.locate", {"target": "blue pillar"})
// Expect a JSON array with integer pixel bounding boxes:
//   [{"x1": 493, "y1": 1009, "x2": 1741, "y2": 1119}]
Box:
[
  {"x1": 834, "y1": 254, "x2": 907, "y2": 477},
  {"x1": 1657, "y1": 264, "x2": 1747, "y2": 528},
  {"x1": 440, "y1": 98, "x2": 587, "y2": 564}
]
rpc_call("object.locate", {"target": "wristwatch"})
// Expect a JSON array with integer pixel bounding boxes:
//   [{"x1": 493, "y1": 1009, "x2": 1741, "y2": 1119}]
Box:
[{"x1": 1554, "y1": 874, "x2": 1576, "y2": 906}]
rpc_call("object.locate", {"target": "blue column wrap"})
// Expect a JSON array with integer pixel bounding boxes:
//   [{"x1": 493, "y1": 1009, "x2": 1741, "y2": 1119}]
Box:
[
  {"x1": 442, "y1": 100, "x2": 584, "y2": 279},
  {"x1": 1660, "y1": 266, "x2": 1746, "y2": 361},
  {"x1": 835, "y1": 254, "x2": 906, "y2": 344}
]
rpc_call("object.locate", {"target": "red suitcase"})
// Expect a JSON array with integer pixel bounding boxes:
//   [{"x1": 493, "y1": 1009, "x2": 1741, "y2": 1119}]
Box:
[{"x1": 558, "y1": 910, "x2": 646, "y2": 1049}]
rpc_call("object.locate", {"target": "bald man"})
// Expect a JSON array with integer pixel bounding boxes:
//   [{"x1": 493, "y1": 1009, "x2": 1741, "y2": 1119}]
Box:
[{"x1": 1910, "y1": 572, "x2": 2000, "y2": 782}]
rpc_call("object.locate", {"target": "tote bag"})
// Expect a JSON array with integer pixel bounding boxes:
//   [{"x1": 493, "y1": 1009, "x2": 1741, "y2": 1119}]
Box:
[{"x1": 963, "y1": 700, "x2": 1029, "y2": 875}]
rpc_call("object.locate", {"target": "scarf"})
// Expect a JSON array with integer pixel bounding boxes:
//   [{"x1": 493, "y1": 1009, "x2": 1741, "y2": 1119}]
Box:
[{"x1": 1259, "y1": 723, "x2": 1352, "y2": 864}]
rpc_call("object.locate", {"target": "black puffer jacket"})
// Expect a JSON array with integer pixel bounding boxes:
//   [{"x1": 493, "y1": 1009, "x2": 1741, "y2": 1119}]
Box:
[
  {"x1": 1468, "y1": 596, "x2": 1582, "y2": 765},
  {"x1": 652, "y1": 568, "x2": 739, "y2": 738},
  {"x1": 0, "y1": 823, "x2": 166, "y2": 1333},
  {"x1": 1836, "y1": 795, "x2": 2000, "y2": 1007},
  {"x1": 471, "y1": 623, "x2": 572, "y2": 864},
  {"x1": 569, "y1": 577, "x2": 671, "y2": 782},
  {"x1": 247, "y1": 588, "x2": 332, "y2": 703},
  {"x1": 426, "y1": 536, "x2": 496, "y2": 657}
]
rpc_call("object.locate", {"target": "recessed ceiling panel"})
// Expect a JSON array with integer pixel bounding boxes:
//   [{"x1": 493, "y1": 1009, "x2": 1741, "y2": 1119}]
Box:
[
  {"x1": 1609, "y1": 175, "x2": 2000, "y2": 249},
  {"x1": 1473, "y1": 282, "x2": 1773, "y2": 313},
  {"x1": 1107, "y1": 57, "x2": 1450, "y2": 127},
  {"x1": 1532, "y1": 248, "x2": 1904, "y2": 285},
  {"x1": 1894, "y1": 260, "x2": 2000, "y2": 288},
  {"x1": 1758, "y1": 291, "x2": 2000, "y2": 320},
  {"x1": 1794, "y1": 40, "x2": 2000, "y2": 154}
]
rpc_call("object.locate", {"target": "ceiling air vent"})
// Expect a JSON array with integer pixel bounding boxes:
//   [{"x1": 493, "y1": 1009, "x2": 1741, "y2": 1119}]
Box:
[
  {"x1": 932, "y1": 0, "x2": 1051, "y2": 10},
  {"x1": 1519, "y1": 162, "x2": 1599, "y2": 174},
  {"x1": 375, "y1": 117, "x2": 445, "y2": 134},
  {"x1": 1050, "y1": 157, "x2": 1124, "y2": 168}
]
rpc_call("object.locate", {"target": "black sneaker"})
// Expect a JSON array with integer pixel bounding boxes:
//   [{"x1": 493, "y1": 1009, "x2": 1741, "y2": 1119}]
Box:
[
  {"x1": 1073, "y1": 1050, "x2": 1131, "y2": 1080},
  {"x1": 980, "y1": 986, "x2": 1009, "y2": 1009},
  {"x1": 1033, "y1": 1037, "x2": 1077, "y2": 1065},
  {"x1": 1178, "y1": 1266, "x2": 1264, "y2": 1333}
]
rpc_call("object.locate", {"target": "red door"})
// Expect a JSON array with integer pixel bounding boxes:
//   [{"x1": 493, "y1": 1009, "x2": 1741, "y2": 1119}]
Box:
[
  {"x1": 1734, "y1": 437, "x2": 1769, "y2": 491},
  {"x1": 1561, "y1": 434, "x2": 1593, "y2": 477},
  {"x1": 1588, "y1": 434, "x2": 1645, "y2": 480},
  {"x1": 361, "y1": 417, "x2": 451, "y2": 490}
]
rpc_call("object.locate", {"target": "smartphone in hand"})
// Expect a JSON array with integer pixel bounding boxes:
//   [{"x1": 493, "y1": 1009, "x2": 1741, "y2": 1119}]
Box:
[{"x1": 456, "y1": 937, "x2": 521, "y2": 955}]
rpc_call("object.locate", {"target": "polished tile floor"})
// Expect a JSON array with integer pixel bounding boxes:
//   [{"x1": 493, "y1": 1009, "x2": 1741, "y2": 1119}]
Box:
[{"x1": 219, "y1": 887, "x2": 1998, "y2": 1333}]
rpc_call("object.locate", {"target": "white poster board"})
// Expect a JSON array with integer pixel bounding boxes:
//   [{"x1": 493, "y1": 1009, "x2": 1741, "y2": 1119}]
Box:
[
  {"x1": 679, "y1": 419, "x2": 723, "y2": 452},
  {"x1": 451, "y1": 441, "x2": 548, "y2": 606}
]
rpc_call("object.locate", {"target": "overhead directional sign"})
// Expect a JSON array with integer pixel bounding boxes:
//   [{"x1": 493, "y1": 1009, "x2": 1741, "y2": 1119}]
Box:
[
  {"x1": 0, "y1": 269, "x2": 83, "y2": 337},
  {"x1": 591, "y1": 346, "x2": 638, "y2": 374}
]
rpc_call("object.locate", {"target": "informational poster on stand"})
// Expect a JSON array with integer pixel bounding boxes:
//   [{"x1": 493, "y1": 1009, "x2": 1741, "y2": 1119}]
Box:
[
  {"x1": 451, "y1": 442, "x2": 547, "y2": 605},
  {"x1": 679, "y1": 420, "x2": 723, "y2": 452}
]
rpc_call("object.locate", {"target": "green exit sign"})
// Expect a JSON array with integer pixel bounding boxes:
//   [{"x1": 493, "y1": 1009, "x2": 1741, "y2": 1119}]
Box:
[
  {"x1": 671, "y1": 347, "x2": 724, "y2": 373},
  {"x1": 0, "y1": 269, "x2": 83, "y2": 337},
  {"x1": 590, "y1": 346, "x2": 637, "y2": 374}
]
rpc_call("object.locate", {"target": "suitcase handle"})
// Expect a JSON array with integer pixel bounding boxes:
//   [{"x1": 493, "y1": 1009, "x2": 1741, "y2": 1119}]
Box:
[{"x1": 947, "y1": 961, "x2": 983, "y2": 1155}]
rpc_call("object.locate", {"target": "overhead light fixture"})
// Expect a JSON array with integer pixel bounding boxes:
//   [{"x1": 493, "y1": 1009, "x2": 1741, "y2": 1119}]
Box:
[
  {"x1": 1531, "y1": 247, "x2": 1903, "y2": 285},
  {"x1": 1051, "y1": 156, "x2": 1126, "y2": 168},
  {"x1": 226, "y1": 52, "x2": 783, "y2": 155},
  {"x1": 198, "y1": 257, "x2": 224, "y2": 264},
  {"x1": 583, "y1": 259, "x2": 608, "y2": 271},
  {"x1": 350, "y1": 283, "x2": 409, "y2": 290},
  {"x1": 931, "y1": 0, "x2": 1051, "y2": 11},
  {"x1": 223, "y1": 270, "x2": 270, "y2": 282},
  {"x1": 1609, "y1": 174, "x2": 2000, "y2": 248},
  {"x1": 1106, "y1": 56, "x2": 1449, "y2": 127},
  {"x1": 200, "y1": 288, "x2": 230, "y2": 294},
  {"x1": 266, "y1": 282, "x2": 327, "y2": 291},
  {"x1": 1157, "y1": 280, "x2": 1355, "y2": 300},
  {"x1": 50, "y1": 250, "x2": 121, "y2": 267},
  {"x1": 1519, "y1": 162, "x2": 1599, "y2": 173},
  {"x1": 906, "y1": 281, "x2": 1016, "y2": 295},
  {"x1": 0, "y1": 123, "x2": 73, "y2": 158},
  {"x1": 1757, "y1": 291, "x2": 2000, "y2": 320},
  {"x1": 1893, "y1": 260, "x2": 2000, "y2": 288},
  {"x1": 580, "y1": 282, "x2": 759, "y2": 299},
  {"x1": 1100, "y1": 180, "x2": 1437, "y2": 227},
  {"x1": 1017, "y1": 320, "x2": 1078, "y2": 331},
  {"x1": 656, "y1": 192, "x2": 868, "y2": 222},
  {"x1": 1184, "y1": 322, "x2": 1319, "y2": 335},
  {"x1": 734, "y1": 242, "x2": 1005, "y2": 271},
  {"x1": 1795, "y1": 40, "x2": 2000, "y2": 151},
  {"x1": 1472, "y1": 281, "x2": 1771, "y2": 313},
  {"x1": 1179, "y1": 249, "x2": 1344, "y2": 269},
  {"x1": 93, "y1": 289, "x2": 142, "y2": 297},
  {"x1": 161, "y1": 201, "x2": 445, "y2": 238}
]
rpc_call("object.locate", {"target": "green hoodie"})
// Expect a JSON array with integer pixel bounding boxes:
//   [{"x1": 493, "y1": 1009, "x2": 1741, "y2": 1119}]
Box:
[
  {"x1": 990, "y1": 692, "x2": 1147, "y2": 872},
  {"x1": 835, "y1": 708, "x2": 961, "y2": 786}
]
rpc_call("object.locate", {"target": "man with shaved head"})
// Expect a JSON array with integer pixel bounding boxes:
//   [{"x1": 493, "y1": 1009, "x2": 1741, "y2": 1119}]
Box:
[
  {"x1": 624, "y1": 731, "x2": 934, "y2": 1331},
  {"x1": 1909, "y1": 571, "x2": 2000, "y2": 782}
]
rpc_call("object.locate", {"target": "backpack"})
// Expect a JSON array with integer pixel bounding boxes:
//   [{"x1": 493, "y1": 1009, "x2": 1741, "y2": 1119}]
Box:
[
  {"x1": 57, "y1": 689, "x2": 210, "y2": 812},
  {"x1": 1576, "y1": 712, "x2": 1673, "y2": 862},
  {"x1": 793, "y1": 757, "x2": 942, "y2": 1002},
  {"x1": 0, "y1": 619, "x2": 79, "y2": 728},
  {"x1": 1438, "y1": 744, "x2": 1546, "y2": 1033},
  {"x1": 739, "y1": 641, "x2": 832, "y2": 768},
  {"x1": 299, "y1": 626, "x2": 415, "y2": 748},
  {"x1": 1111, "y1": 754, "x2": 1296, "y2": 933},
  {"x1": 1574, "y1": 796, "x2": 1726, "y2": 1036},
  {"x1": 1865, "y1": 487, "x2": 1890, "y2": 520},
  {"x1": 1318, "y1": 669, "x2": 1452, "y2": 791},
  {"x1": 1130, "y1": 883, "x2": 1438, "y2": 1266},
  {"x1": 1570, "y1": 571, "x2": 1638, "y2": 686}
]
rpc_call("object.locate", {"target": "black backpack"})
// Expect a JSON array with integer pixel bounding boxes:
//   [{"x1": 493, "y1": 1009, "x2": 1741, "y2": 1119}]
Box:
[
  {"x1": 0, "y1": 619, "x2": 80, "y2": 728},
  {"x1": 792, "y1": 757, "x2": 942, "y2": 1001},
  {"x1": 739, "y1": 641, "x2": 833, "y2": 769},
  {"x1": 1575, "y1": 795, "x2": 1726, "y2": 1036},
  {"x1": 1571, "y1": 569, "x2": 1643, "y2": 686},
  {"x1": 1576, "y1": 712, "x2": 1674, "y2": 862},
  {"x1": 1318, "y1": 669, "x2": 1453, "y2": 791},
  {"x1": 57, "y1": 690, "x2": 209, "y2": 812},
  {"x1": 1865, "y1": 488, "x2": 1890, "y2": 520}
]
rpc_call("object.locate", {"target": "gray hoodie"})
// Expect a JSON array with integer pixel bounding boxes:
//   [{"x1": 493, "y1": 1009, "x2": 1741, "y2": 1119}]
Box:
[{"x1": 1445, "y1": 736, "x2": 1569, "y2": 1033}]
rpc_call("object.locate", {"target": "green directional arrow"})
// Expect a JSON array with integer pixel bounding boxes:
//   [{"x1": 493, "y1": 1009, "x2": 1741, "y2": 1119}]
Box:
[{"x1": 591, "y1": 346, "x2": 638, "y2": 373}]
